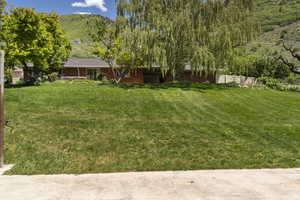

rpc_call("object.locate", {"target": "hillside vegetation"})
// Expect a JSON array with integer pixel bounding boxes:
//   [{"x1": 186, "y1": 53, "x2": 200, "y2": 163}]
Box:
[
  {"x1": 258, "y1": 21, "x2": 300, "y2": 49},
  {"x1": 59, "y1": 14, "x2": 110, "y2": 58},
  {"x1": 255, "y1": 0, "x2": 300, "y2": 32},
  {"x1": 254, "y1": 0, "x2": 300, "y2": 51},
  {"x1": 60, "y1": 1, "x2": 300, "y2": 58}
]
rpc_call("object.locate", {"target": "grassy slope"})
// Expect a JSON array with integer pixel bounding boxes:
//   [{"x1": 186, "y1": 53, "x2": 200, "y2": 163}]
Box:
[
  {"x1": 4, "y1": 83, "x2": 300, "y2": 175},
  {"x1": 59, "y1": 14, "x2": 110, "y2": 58}
]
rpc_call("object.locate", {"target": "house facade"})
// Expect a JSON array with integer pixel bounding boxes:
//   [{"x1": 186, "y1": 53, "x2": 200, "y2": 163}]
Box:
[
  {"x1": 61, "y1": 58, "x2": 145, "y2": 83},
  {"x1": 12, "y1": 67, "x2": 24, "y2": 84},
  {"x1": 61, "y1": 58, "x2": 217, "y2": 83},
  {"x1": 15, "y1": 58, "x2": 217, "y2": 84}
]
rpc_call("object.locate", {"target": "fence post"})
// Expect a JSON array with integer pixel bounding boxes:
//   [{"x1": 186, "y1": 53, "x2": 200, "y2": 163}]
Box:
[{"x1": 0, "y1": 50, "x2": 4, "y2": 168}]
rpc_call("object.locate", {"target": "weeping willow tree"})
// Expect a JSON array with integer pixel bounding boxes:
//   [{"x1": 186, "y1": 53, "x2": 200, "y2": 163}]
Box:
[{"x1": 116, "y1": 0, "x2": 259, "y2": 79}]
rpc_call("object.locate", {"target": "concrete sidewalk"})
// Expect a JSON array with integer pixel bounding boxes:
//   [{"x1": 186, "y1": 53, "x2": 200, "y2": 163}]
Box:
[{"x1": 0, "y1": 168, "x2": 300, "y2": 200}]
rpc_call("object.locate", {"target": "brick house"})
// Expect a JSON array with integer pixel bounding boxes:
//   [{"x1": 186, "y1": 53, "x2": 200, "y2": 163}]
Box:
[
  {"x1": 61, "y1": 58, "x2": 145, "y2": 83},
  {"x1": 16, "y1": 57, "x2": 217, "y2": 83},
  {"x1": 61, "y1": 58, "x2": 217, "y2": 83}
]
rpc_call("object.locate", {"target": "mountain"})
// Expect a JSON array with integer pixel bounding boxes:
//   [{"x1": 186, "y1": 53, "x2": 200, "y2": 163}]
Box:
[{"x1": 59, "y1": 14, "x2": 111, "y2": 58}]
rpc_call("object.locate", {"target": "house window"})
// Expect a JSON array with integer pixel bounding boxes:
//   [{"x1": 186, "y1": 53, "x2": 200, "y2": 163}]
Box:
[
  {"x1": 87, "y1": 69, "x2": 97, "y2": 80},
  {"x1": 143, "y1": 72, "x2": 161, "y2": 83}
]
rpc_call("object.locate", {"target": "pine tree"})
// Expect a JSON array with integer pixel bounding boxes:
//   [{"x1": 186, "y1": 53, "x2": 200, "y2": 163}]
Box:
[{"x1": 116, "y1": 0, "x2": 259, "y2": 79}]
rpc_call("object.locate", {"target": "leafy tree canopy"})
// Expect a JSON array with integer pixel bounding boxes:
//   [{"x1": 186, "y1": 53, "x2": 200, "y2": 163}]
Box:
[
  {"x1": 227, "y1": 47, "x2": 290, "y2": 79},
  {"x1": 116, "y1": 0, "x2": 259, "y2": 79},
  {"x1": 90, "y1": 18, "x2": 144, "y2": 83},
  {"x1": 2, "y1": 7, "x2": 71, "y2": 76}
]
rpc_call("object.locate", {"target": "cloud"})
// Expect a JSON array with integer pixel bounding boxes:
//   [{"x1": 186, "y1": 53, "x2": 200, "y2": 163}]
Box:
[
  {"x1": 72, "y1": 0, "x2": 108, "y2": 12},
  {"x1": 73, "y1": 12, "x2": 92, "y2": 15}
]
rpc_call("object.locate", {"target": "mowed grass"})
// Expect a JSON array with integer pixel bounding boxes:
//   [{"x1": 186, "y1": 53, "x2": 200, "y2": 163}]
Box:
[{"x1": 4, "y1": 82, "x2": 300, "y2": 175}]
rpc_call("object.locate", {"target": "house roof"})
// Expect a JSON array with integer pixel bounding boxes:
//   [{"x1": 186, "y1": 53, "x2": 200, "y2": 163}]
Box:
[
  {"x1": 64, "y1": 58, "x2": 109, "y2": 68},
  {"x1": 20, "y1": 58, "x2": 222, "y2": 71}
]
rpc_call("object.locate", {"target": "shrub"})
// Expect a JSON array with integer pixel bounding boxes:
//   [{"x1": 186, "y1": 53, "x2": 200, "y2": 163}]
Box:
[
  {"x1": 247, "y1": 55, "x2": 290, "y2": 79},
  {"x1": 228, "y1": 48, "x2": 290, "y2": 80},
  {"x1": 96, "y1": 72, "x2": 106, "y2": 81},
  {"x1": 22, "y1": 72, "x2": 59, "y2": 86},
  {"x1": 23, "y1": 77, "x2": 42, "y2": 86},
  {"x1": 48, "y1": 72, "x2": 59, "y2": 82},
  {"x1": 258, "y1": 77, "x2": 282, "y2": 90},
  {"x1": 286, "y1": 73, "x2": 300, "y2": 85},
  {"x1": 4, "y1": 71, "x2": 12, "y2": 87},
  {"x1": 257, "y1": 77, "x2": 300, "y2": 92}
]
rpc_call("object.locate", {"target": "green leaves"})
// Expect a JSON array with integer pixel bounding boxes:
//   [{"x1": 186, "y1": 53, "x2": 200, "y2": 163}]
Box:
[
  {"x1": 116, "y1": 0, "x2": 258, "y2": 79},
  {"x1": 2, "y1": 8, "x2": 71, "y2": 75},
  {"x1": 90, "y1": 17, "x2": 145, "y2": 82},
  {"x1": 191, "y1": 46, "x2": 215, "y2": 74}
]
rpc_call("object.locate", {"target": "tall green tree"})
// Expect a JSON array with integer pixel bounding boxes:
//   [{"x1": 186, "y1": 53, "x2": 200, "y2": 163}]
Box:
[
  {"x1": 89, "y1": 18, "x2": 144, "y2": 83},
  {"x1": 2, "y1": 8, "x2": 71, "y2": 80},
  {"x1": 116, "y1": 0, "x2": 258, "y2": 79}
]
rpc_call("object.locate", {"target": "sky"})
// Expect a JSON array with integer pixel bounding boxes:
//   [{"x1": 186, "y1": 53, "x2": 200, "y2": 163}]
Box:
[{"x1": 6, "y1": 0, "x2": 117, "y2": 19}]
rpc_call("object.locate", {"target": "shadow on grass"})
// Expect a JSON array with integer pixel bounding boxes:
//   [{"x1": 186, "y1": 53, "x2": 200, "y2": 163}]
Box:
[
  {"x1": 104, "y1": 82, "x2": 236, "y2": 92},
  {"x1": 6, "y1": 84, "x2": 34, "y2": 89}
]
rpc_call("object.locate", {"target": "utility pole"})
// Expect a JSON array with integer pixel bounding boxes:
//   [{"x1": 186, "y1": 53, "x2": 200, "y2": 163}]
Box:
[{"x1": 0, "y1": 50, "x2": 4, "y2": 168}]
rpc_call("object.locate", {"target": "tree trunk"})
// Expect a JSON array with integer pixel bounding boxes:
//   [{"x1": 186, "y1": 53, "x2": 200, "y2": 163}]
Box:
[
  {"x1": 22, "y1": 62, "x2": 30, "y2": 81},
  {"x1": 279, "y1": 41, "x2": 300, "y2": 75},
  {"x1": 0, "y1": 50, "x2": 4, "y2": 167},
  {"x1": 278, "y1": 56, "x2": 300, "y2": 75}
]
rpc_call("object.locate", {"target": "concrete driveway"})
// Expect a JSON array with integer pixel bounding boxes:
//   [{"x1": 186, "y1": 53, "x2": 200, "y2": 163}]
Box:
[{"x1": 0, "y1": 168, "x2": 300, "y2": 200}]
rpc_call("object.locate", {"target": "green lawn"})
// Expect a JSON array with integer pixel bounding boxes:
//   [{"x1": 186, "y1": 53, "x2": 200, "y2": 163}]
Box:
[{"x1": 4, "y1": 82, "x2": 300, "y2": 175}]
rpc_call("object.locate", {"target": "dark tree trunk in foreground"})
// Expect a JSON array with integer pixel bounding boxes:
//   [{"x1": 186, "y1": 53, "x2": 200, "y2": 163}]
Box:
[{"x1": 278, "y1": 42, "x2": 300, "y2": 75}]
